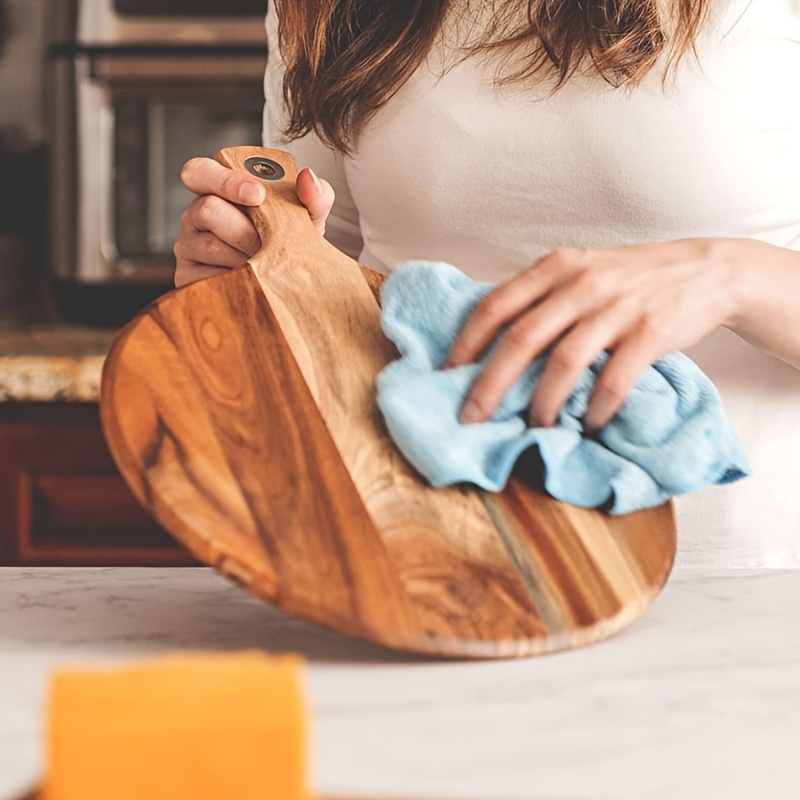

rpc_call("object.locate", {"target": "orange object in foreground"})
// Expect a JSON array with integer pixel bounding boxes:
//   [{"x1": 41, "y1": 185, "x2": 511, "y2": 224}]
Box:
[{"x1": 41, "y1": 651, "x2": 310, "y2": 800}]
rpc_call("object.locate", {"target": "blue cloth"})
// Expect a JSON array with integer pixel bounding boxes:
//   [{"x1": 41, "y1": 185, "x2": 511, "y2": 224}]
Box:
[{"x1": 375, "y1": 261, "x2": 750, "y2": 514}]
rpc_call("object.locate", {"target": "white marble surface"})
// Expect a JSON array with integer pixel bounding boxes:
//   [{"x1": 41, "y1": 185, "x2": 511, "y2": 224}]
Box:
[{"x1": 0, "y1": 567, "x2": 798, "y2": 800}]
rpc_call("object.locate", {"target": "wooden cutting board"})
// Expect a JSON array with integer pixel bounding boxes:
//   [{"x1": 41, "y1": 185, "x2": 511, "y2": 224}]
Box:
[{"x1": 100, "y1": 146, "x2": 676, "y2": 659}]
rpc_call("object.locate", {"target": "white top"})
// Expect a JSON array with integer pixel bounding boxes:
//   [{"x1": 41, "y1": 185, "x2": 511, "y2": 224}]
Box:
[{"x1": 263, "y1": 1, "x2": 800, "y2": 569}]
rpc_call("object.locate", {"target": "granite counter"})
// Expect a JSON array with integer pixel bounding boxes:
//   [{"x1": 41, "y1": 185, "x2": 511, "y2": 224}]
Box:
[{"x1": 0, "y1": 324, "x2": 114, "y2": 401}]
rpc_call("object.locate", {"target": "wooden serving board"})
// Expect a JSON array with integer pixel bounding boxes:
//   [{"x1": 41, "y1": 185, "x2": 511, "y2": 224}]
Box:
[{"x1": 100, "y1": 146, "x2": 676, "y2": 659}]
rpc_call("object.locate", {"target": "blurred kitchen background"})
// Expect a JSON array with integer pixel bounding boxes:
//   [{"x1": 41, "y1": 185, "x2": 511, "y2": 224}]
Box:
[
  {"x1": 1, "y1": 0, "x2": 267, "y2": 326},
  {"x1": 0, "y1": 1, "x2": 268, "y2": 569},
  {"x1": 0, "y1": 0, "x2": 47, "y2": 322}
]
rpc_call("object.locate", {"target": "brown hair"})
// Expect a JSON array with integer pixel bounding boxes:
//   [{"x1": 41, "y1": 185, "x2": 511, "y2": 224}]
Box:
[{"x1": 275, "y1": 0, "x2": 710, "y2": 152}]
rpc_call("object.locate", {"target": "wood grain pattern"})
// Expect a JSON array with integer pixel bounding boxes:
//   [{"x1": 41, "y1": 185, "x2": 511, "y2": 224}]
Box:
[{"x1": 100, "y1": 146, "x2": 677, "y2": 658}]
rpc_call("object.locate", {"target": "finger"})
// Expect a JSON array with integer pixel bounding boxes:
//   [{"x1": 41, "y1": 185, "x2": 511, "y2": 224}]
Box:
[
  {"x1": 445, "y1": 247, "x2": 585, "y2": 368},
  {"x1": 174, "y1": 231, "x2": 250, "y2": 270},
  {"x1": 458, "y1": 310, "x2": 569, "y2": 424},
  {"x1": 296, "y1": 168, "x2": 335, "y2": 235},
  {"x1": 181, "y1": 157, "x2": 266, "y2": 206},
  {"x1": 528, "y1": 301, "x2": 639, "y2": 428},
  {"x1": 183, "y1": 194, "x2": 261, "y2": 256},
  {"x1": 174, "y1": 262, "x2": 231, "y2": 289},
  {"x1": 582, "y1": 330, "x2": 664, "y2": 430},
  {"x1": 458, "y1": 269, "x2": 621, "y2": 424}
]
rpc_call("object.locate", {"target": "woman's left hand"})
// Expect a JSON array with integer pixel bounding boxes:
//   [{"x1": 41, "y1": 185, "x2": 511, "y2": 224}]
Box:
[{"x1": 445, "y1": 238, "x2": 751, "y2": 430}]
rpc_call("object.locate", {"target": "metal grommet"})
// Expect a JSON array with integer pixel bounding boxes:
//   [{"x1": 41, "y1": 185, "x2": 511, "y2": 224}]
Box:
[{"x1": 244, "y1": 156, "x2": 285, "y2": 181}]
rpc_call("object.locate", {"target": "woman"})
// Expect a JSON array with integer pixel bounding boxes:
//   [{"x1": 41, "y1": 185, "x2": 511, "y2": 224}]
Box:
[{"x1": 174, "y1": 0, "x2": 800, "y2": 569}]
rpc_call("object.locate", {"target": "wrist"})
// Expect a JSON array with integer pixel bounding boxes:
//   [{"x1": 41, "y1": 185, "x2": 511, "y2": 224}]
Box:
[
  {"x1": 722, "y1": 240, "x2": 753, "y2": 330},
  {"x1": 720, "y1": 238, "x2": 800, "y2": 366},
  {"x1": 718, "y1": 238, "x2": 782, "y2": 332}
]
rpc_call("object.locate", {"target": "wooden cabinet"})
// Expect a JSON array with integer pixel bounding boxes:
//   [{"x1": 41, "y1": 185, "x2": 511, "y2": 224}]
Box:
[{"x1": 0, "y1": 403, "x2": 196, "y2": 566}]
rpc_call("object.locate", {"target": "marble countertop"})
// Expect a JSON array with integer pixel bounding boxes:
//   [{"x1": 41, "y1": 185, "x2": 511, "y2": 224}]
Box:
[
  {"x1": 1, "y1": 567, "x2": 798, "y2": 800},
  {"x1": 0, "y1": 323, "x2": 115, "y2": 401}
]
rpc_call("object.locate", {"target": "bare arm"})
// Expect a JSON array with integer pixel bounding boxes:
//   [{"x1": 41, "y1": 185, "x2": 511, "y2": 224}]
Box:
[{"x1": 727, "y1": 239, "x2": 800, "y2": 369}]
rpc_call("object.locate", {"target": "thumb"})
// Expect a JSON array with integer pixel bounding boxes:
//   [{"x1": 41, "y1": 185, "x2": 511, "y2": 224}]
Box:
[{"x1": 296, "y1": 168, "x2": 335, "y2": 235}]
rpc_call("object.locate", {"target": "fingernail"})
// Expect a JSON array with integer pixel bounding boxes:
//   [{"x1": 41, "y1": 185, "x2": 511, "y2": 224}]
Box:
[
  {"x1": 460, "y1": 399, "x2": 482, "y2": 424},
  {"x1": 308, "y1": 168, "x2": 322, "y2": 194},
  {"x1": 240, "y1": 183, "x2": 264, "y2": 205}
]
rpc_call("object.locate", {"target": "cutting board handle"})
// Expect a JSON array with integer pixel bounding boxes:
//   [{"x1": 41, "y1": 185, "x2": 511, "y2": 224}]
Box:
[
  {"x1": 216, "y1": 146, "x2": 314, "y2": 258},
  {"x1": 216, "y1": 146, "x2": 386, "y2": 302}
]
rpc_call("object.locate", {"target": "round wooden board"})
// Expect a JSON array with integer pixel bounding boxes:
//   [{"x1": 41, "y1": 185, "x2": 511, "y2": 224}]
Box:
[{"x1": 100, "y1": 147, "x2": 677, "y2": 660}]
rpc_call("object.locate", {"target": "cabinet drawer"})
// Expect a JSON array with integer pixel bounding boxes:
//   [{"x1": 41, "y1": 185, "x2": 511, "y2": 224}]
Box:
[{"x1": 0, "y1": 403, "x2": 196, "y2": 566}]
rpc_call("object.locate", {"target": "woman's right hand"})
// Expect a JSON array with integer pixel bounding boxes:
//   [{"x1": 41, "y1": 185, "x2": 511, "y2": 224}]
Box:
[{"x1": 174, "y1": 157, "x2": 335, "y2": 288}]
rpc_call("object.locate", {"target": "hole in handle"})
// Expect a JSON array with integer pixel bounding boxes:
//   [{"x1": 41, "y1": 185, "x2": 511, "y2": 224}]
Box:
[{"x1": 244, "y1": 156, "x2": 286, "y2": 181}]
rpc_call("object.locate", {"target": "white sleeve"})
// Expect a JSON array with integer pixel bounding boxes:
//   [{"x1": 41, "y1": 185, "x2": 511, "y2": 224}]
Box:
[{"x1": 262, "y1": 9, "x2": 364, "y2": 260}]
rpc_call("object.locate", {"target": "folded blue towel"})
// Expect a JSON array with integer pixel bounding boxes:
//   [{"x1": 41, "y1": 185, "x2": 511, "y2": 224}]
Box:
[{"x1": 375, "y1": 261, "x2": 750, "y2": 514}]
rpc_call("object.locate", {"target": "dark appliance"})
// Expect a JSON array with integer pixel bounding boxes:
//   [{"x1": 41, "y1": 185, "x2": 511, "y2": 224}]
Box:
[{"x1": 47, "y1": 0, "x2": 267, "y2": 324}]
